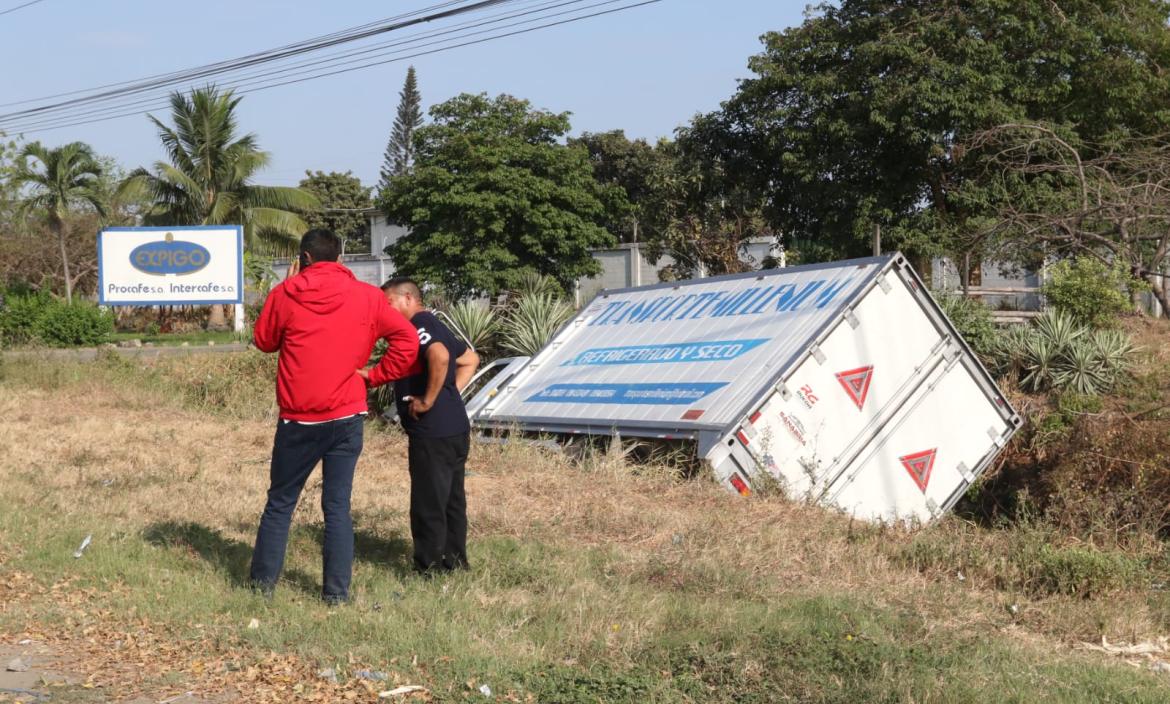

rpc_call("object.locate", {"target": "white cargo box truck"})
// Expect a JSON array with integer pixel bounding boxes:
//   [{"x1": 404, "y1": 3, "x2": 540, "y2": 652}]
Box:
[{"x1": 468, "y1": 253, "x2": 1021, "y2": 523}]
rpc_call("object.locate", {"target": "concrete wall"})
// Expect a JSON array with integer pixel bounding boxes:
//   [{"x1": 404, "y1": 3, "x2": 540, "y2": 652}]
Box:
[
  {"x1": 269, "y1": 256, "x2": 389, "y2": 289},
  {"x1": 273, "y1": 219, "x2": 783, "y2": 308},
  {"x1": 931, "y1": 258, "x2": 1043, "y2": 311},
  {"x1": 576, "y1": 238, "x2": 781, "y2": 305},
  {"x1": 368, "y1": 212, "x2": 408, "y2": 257}
]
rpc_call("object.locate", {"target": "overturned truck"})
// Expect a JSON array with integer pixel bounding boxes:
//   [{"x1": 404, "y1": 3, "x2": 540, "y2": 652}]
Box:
[{"x1": 466, "y1": 254, "x2": 1021, "y2": 523}]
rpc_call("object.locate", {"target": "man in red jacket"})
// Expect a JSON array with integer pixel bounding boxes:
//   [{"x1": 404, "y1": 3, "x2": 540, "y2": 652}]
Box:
[{"x1": 249, "y1": 229, "x2": 417, "y2": 605}]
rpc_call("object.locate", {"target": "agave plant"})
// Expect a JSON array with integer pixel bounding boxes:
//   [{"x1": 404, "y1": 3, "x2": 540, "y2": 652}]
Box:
[
  {"x1": 511, "y1": 271, "x2": 564, "y2": 299},
  {"x1": 1033, "y1": 310, "x2": 1083, "y2": 349},
  {"x1": 365, "y1": 338, "x2": 396, "y2": 417},
  {"x1": 990, "y1": 308, "x2": 1136, "y2": 395},
  {"x1": 935, "y1": 290, "x2": 997, "y2": 361},
  {"x1": 1020, "y1": 335, "x2": 1060, "y2": 392},
  {"x1": 500, "y1": 293, "x2": 575, "y2": 357},
  {"x1": 442, "y1": 300, "x2": 499, "y2": 351},
  {"x1": 1052, "y1": 338, "x2": 1111, "y2": 395},
  {"x1": 1089, "y1": 329, "x2": 1136, "y2": 379},
  {"x1": 990, "y1": 325, "x2": 1032, "y2": 377}
]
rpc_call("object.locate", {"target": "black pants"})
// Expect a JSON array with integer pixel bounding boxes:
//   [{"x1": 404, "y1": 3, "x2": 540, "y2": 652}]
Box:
[
  {"x1": 407, "y1": 432, "x2": 470, "y2": 573},
  {"x1": 250, "y1": 415, "x2": 363, "y2": 600}
]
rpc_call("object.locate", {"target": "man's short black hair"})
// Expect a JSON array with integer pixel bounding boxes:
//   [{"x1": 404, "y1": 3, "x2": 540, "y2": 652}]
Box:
[
  {"x1": 381, "y1": 277, "x2": 422, "y2": 299},
  {"x1": 300, "y1": 229, "x2": 342, "y2": 263}
]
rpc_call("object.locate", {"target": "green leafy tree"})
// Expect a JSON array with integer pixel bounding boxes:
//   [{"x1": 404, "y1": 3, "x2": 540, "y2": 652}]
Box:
[
  {"x1": 298, "y1": 170, "x2": 372, "y2": 253},
  {"x1": 379, "y1": 93, "x2": 621, "y2": 297},
  {"x1": 642, "y1": 129, "x2": 772, "y2": 279},
  {"x1": 10, "y1": 141, "x2": 107, "y2": 303},
  {"x1": 569, "y1": 130, "x2": 667, "y2": 243},
  {"x1": 379, "y1": 66, "x2": 423, "y2": 192},
  {"x1": 119, "y1": 86, "x2": 319, "y2": 255},
  {"x1": 701, "y1": 0, "x2": 1170, "y2": 267}
]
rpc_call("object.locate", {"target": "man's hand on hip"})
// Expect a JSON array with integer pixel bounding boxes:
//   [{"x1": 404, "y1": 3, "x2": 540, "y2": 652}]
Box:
[{"x1": 408, "y1": 396, "x2": 433, "y2": 419}]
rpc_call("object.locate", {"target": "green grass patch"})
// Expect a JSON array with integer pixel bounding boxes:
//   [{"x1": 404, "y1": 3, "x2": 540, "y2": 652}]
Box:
[
  {"x1": 896, "y1": 519, "x2": 1155, "y2": 598},
  {"x1": 2, "y1": 502, "x2": 1168, "y2": 702},
  {"x1": 3, "y1": 353, "x2": 1170, "y2": 701}
]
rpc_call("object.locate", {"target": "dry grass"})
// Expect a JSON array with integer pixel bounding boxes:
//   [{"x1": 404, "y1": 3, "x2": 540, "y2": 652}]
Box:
[
  {"x1": 1, "y1": 352, "x2": 1168, "y2": 701},
  {"x1": 0, "y1": 365, "x2": 917, "y2": 605}
]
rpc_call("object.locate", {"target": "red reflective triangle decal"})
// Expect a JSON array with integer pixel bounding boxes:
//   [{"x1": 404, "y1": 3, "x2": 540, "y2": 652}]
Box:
[
  {"x1": 835, "y1": 365, "x2": 874, "y2": 410},
  {"x1": 899, "y1": 449, "x2": 937, "y2": 493}
]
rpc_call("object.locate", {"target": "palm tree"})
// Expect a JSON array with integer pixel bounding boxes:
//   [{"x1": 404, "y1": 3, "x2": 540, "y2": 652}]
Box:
[
  {"x1": 119, "y1": 86, "x2": 319, "y2": 328},
  {"x1": 11, "y1": 141, "x2": 107, "y2": 303},
  {"x1": 120, "y1": 86, "x2": 319, "y2": 253}
]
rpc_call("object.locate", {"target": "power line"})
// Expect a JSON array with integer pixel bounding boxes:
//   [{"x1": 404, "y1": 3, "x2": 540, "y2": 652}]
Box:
[
  {"x1": 0, "y1": 0, "x2": 518, "y2": 123},
  {"x1": 3, "y1": 0, "x2": 664, "y2": 135},
  {"x1": 0, "y1": 0, "x2": 49, "y2": 17},
  {"x1": 0, "y1": 0, "x2": 470, "y2": 108},
  {"x1": 1, "y1": 0, "x2": 576, "y2": 130},
  {"x1": 3, "y1": 0, "x2": 606, "y2": 132}
]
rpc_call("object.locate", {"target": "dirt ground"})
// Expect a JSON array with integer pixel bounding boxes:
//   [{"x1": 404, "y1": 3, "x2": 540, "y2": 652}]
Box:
[{"x1": 0, "y1": 638, "x2": 206, "y2": 703}]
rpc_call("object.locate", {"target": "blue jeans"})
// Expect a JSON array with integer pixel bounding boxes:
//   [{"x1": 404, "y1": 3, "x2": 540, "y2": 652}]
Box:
[{"x1": 249, "y1": 415, "x2": 364, "y2": 600}]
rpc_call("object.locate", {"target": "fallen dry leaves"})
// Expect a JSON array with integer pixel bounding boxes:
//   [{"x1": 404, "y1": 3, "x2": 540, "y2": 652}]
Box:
[{"x1": 0, "y1": 571, "x2": 433, "y2": 702}]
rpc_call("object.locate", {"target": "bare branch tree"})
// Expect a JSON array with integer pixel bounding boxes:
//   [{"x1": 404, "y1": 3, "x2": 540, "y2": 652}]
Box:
[{"x1": 967, "y1": 123, "x2": 1170, "y2": 313}]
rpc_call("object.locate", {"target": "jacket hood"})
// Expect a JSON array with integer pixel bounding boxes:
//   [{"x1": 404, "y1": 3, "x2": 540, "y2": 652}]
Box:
[{"x1": 283, "y1": 261, "x2": 356, "y2": 315}]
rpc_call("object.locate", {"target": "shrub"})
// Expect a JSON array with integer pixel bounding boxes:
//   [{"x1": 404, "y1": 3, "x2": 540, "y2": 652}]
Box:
[
  {"x1": 442, "y1": 300, "x2": 499, "y2": 351},
  {"x1": 511, "y1": 271, "x2": 564, "y2": 299},
  {"x1": 1026, "y1": 543, "x2": 1145, "y2": 597},
  {"x1": 0, "y1": 290, "x2": 52, "y2": 345},
  {"x1": 935, "y1": 291, "x2": 997, "y2": 361},
  {"x1": 1041, "y1": 257, "x2": 1143, "y2": 328},
  {"x1": 33, "y1": 301, "x2": 114, "y2": 347},
  {"x1": 365, "y1": 338, "x2": 396, "y2": 418},
  {"x1": 991, "y1": 311, "x2": 1134, "y2": 395},
  {"x1": 1, "y1": 291, "x2": 114, "y2": 348},
  {"x1": 500, "y1": 293, "x2": 575, "y2": 357}
]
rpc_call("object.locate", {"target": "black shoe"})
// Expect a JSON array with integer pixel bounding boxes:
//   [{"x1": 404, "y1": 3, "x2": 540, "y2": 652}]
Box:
[
  {"x1": 322, "y1": 594, "x2": 348, "y2": 607},
  {"x1": 445, "y1": 559, "x2": 470, "y2": 572},
  {"x1": 249, "y1": 581, "x2": 275, "y2": 601}
]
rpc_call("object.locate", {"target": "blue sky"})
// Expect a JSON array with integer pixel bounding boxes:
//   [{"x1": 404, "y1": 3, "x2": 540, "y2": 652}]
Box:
[{"x1": 1, "y1": 0, "x2": 805, "y2": 186}]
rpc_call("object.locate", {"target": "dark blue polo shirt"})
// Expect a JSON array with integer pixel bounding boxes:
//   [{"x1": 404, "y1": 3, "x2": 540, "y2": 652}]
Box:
[{"x1": 396, "y1": 311, "x2": 470, "y2": 438}]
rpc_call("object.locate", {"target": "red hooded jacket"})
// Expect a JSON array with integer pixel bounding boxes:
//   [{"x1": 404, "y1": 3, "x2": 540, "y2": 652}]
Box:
[{"x1": 253, "y1": 261, "x2": 418, "y2": 422}]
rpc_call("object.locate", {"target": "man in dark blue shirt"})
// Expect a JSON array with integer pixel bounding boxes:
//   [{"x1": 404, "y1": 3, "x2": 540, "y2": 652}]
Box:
[{"x1": 363, "y1": 278, "x2": 479, "y2": 574}]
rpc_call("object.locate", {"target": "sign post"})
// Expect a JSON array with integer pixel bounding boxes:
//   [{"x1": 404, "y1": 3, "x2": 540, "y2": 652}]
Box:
[{"x1": 98, "y1": 225, "x2": 245, "y2": 316}]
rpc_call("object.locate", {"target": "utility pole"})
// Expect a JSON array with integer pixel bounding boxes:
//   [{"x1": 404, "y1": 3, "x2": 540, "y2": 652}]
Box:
[{"x1": 872, "y1": 224, "x2": 881, "y2": 256}]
